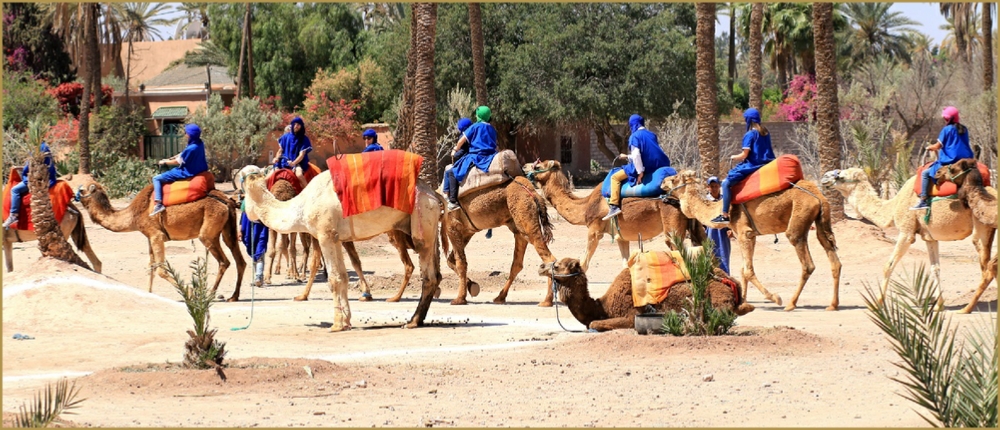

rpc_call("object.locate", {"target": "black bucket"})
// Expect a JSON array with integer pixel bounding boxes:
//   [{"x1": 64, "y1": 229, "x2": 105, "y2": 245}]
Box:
[{"x1": 634, "y1": 312, "x2": 665, "y2": 335}]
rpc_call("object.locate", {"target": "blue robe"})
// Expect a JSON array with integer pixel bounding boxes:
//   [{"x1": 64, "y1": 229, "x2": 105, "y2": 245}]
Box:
[
  {"x1": 160, "y1": 140, "x2": 208, "y2": 182},
  {"x1": 240, "y1": 211, "x2": 269, "y2": 262},
  {"x1": 623, "y1": 129, "x2": 670, "y2": 186},
  {"x1": 452, "y1": 122, "x2": 498, "y2": 184},
  {"x1": 925, "y1": 124, "x2": 974, "y2": 180},
  {"x1": 276, "y1": 128, "x2": 313, "y2": 169},
  {"x1": 362, "y1": 143, "x2": 384, "y2": 153},
  {"x1": 725, "y1": 129, "x2": 775, "y2": 184}
]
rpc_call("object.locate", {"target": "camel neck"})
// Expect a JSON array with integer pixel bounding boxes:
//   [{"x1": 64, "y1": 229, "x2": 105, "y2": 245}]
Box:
[
  {"x1": 845, "y1": 179, "x2": 896, "y2": 228},
  {"x1": 679, "y1": 185, "x2": 723, "y2": 225},
  {"x1": 85, "y1": 189, "x2": 144, "y2": 233},
  {"x1": 246, "y1": 181, "x2": 307, "y2": 234},
  {"x1": 559, "y1": 278, "x2": 607, "y2": 327},
  {"x1": 540, "y1": 171, "x2": 593, "y2": 225}
]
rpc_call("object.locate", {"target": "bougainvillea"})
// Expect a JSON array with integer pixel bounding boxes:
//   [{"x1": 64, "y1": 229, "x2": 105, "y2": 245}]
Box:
[
  {"x1": 775, "y1": 75, "x2": 817, "y2": 122},
  {"x1": 296, "y1": 93, "x2": 361, "y2": 147},
  {"x1": 46, "y1": 82, "x2": 113, "y2": 117}
]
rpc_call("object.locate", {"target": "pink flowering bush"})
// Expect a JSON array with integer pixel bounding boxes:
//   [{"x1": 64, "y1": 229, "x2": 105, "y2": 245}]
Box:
[{"x1": 775, "y1": 75, "x2": 817, "y2": 122}]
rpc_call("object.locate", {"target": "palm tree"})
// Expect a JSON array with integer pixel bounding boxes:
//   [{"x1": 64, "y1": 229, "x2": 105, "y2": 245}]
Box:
[
  {"x1": 356, "y1": 3, "x2": 407, "y2": 32},
  {"x1": 469, "y1": 3, "x2": 488, "y2": 106},
  {"x1": 813, "y1": 2, "x2": 844, "y2": 222},
  {"x1": 235, "y1": 3, "x2": 254, "y2": 99},
  {"x1": 411, "y1": 3, "x2": 439, "y2": 186},
  {"x1": 696, "y1": 3, "x2": 719, "y2": 180},
  {"x1": 41, "y1": 3, "x2": 124, "y2": 78},
  {"x1": 394, "y1": 7, "x2": 419, "y2": 150},
  {"x1": 116, "y1": 3, "x2": 178, "y2": 42},
  {"x1": 77, "y1": 3, "x2": 100, "y2": 175},
  {"x1": 940, "y1": 9, "x2": 982, "y2": 62},
  {"x1": 940, "y1": 2, "x2": 975, "y2": 63},
  {"x1": 749, "y1": 3, "x2": 764, "y2": 110},
  {"x1": 984, "y1": 3, "x2": 994, "y2": 89},
  {"x1": 175, "y1": 2, "x2": 209, "y2": 39},
  {"x1": 840, "y1": 3, "x2": 920, "y2": 66}
]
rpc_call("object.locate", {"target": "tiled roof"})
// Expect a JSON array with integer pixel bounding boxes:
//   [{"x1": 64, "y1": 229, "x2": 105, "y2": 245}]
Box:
[{"x1": 143, "y1": 64, "x2": 234, "y2": 88}]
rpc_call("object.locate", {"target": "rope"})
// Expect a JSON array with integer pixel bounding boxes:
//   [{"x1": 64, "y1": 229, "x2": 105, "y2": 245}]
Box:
[
  {"x1": 232, "y1": 211, "x2": 259, "y2": 331},
  {"x1": 547, "y1": 262, "x2": 588, "y2": 333},
  {"x1": 923, "y1": 195, "x2": 958, "y2": 224}
]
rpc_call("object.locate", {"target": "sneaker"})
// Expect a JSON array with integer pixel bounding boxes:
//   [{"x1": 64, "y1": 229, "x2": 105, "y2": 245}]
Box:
[
  {"x1": 2, "y1": 214, "x2": 18, "y2": 229},
  {"x1": 447, "y1": 201, "x2": 461, "y2": 211},
  {"x1": 909, "y1": 199, "x2": 930, "y2": 211},
  {"x1": 602, "y1": 205, "x2": 622, "y2": 221},
  {"x1": 710, "y1": 214, "x2": 730, "y2": 224},
  {"x1": 149, "y1": 202, "x2": 166, "y2": 217}
]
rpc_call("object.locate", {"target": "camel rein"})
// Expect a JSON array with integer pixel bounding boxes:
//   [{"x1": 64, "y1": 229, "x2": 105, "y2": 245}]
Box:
[{"x1": 547, "y1": 262, "x2": 589, "y2": 333}]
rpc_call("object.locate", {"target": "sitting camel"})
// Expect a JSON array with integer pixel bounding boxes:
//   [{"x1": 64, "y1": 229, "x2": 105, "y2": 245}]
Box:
[
  {"x1": 821, "y1": 168, "x2": 995, "y2": 313},
  {"x1": 75, "y1": 181, "x2": 245, "y2": 298},
  {"x1": 540, "y1": 258, "x2": 755, "y2": 332},
  {"x1": 241, "y1": 169, "x2": 444, "y2": 331},
  {"x1": 3, "y1": 203, "x2": 102, "y2": 273},
  {"x1": 661, "y1": 170, "x2": 843, "y2": 311},
  {"x1": 524, "y1": 160, "x2": 704, "y2": 271}
]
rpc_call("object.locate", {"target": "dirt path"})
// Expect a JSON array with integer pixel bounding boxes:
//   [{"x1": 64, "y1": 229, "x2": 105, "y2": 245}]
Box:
[{"x1": 2, "y1": 188, "x2": 995, "y2": 427}]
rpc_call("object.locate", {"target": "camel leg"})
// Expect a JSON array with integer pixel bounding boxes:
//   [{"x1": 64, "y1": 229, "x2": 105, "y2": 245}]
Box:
[
  {"x1": 878, "y1": 231, "x2": 916, "y2": 304},
  {"x1": 149, "y1": 235, "x2": 176, "y2": 291},
  {"x1": 405, "y1": 195, "x2": 444, "y2": 329},
  {"x1": 493, "y1": 233, "x2": 529, "y2": 304},
  {"x1": 589, "y1": 316, "x2": 637, "y2": 332},
  {"x1": 278, "y1": 233, "x2": 291, "y2": 278},
  {"x1": 147, "y1": 240, "x2": 156, "y2": 292},
  {"x1": 342, "y1": 241, "x2": 374, "y2": 301},
  {"x1": 287, "y1": 232, "x2": 301, "y2": 282},
  {"x1": 68, "y1": 214, "x2": 102, "y2": 273},
  {"x1": 925, "y1": 240, "x2": 945, "y2": 311},
  {"x1": 295, "y1": 237, "x2": 323, "y2": 301},
  {"x1": 4, "y1": 236, "x2": 12, "y2": 273},
  {"x1": 581, "y1": 224, "x2": 604, "y2": 273},
  {"x1": 781, "y1": 226, "x2": 816, "y2": 312},
  {"x1": 199, "y1": 235, "x2": 230, "y2": 297},
  {"x1": 737, "y1": 234, "x2": 783, "y2": 306},
  {"x1": 299, "y1": 233, "x2": 312, "y2": 275},
  {"x1": 264, "y1": 230, "x2": 278, "y2": 284},
  {"x1": 317, "y1": 235, "x2": 351, "y2": 332},
  {"x1": 813, "y1": 222, "x2": 842, "y2": 311},
  {"x1": 960, "y1": 225, "x2": 996, "y2": 314},
  {"x1": 616, "y1": 238, "x2": 630, "y2": 269},
  {"x1": 386, "y1": 232, "x2": 416, "y2": 303},
  {"x1": 221, "y1": 213, "x2": 246, "y2": 302},
  {"x1": 449, "y1": 231, "x2": 474, "y2": 306}
]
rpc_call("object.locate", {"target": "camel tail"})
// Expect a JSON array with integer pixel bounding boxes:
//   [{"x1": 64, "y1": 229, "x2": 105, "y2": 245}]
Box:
[
  {"x1": 437, "y1": 193, "x2": 450, "y2": 258},
  {"x1": 814, "y1": 188, "x2": 838, "y2": 252},
  {"x1": 70, "y1": 209, "x2": 88, "y2": 252},
  {"x1": 535, "y1": 192, "x2": 555, "y2": 244}
]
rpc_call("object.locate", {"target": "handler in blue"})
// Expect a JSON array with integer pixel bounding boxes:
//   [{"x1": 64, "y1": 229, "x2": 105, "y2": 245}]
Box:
[
  {"x1": 705, "y1": 176, "x2": 733, "y2": 274},
  {"x1": 3, "y1": 142, "x2": 59, "y2": 229},
  {"x1": 443, "y1": 117, "x2": 474, "y2": 197},
  {"x1": 361, "y1": 128, "x2": 383, "y2": 152},
  {"x1": 910, "y1": 106, "x2": 975, "y2": 210},
  {"x1": 446, "y1": 107, "x2": 497, "y2": 211},
  {"x1": 603, "y1": 114, "x2": 671, "y2": 220},
  {"x1": 238, "y1": 197, "x2": 269, "y2": 287},
  {"x1": 272, "y1": 117, "x2": 313, "y2": 189},
  {"x1": 712, "y1": 108, "x2": 775, "y2": 224},
  {"x1": 150, "y1": 123, "x2": 208, "y2": 217}
]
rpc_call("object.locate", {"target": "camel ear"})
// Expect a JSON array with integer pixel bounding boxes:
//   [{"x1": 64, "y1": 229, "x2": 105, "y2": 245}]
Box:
[
  {"x1": 88, "y1": 184, "x2": 97, "y2": 192},
  {"x1": 569, "y1": 259, "x2": 582, "y2": 273}
]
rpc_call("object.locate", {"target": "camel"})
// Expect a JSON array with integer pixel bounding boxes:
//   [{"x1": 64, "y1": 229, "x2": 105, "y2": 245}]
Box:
[
  {"x1": 444, "y1": 175, "x2": 559, "y2": 307},
  {"x1": 75, "y1": 181, "x2": 246, "y2": 299},
  {"x1": 540, "y1": 257, "x2": 755, "y2": 332},
  {"x1": 524, "y1": 160, "x2": 704, "y2": 272},
  {"x1": 4, "y1": 203, "x2": 102, "y2": 273},
  {"x1": 241, "y1": 170, "x2": 444, "y2": 331},
  {"x1": 660, "y1": 170, "x2": 843, "y2": 311},
  {"x1": 263, "y1": 174, "x2": 307, "y2": 284},
  {"x1": 820, "y1": 168, "x2": 995, "y2": 313},
  {"x1": 936, "y1": 159, "x2": 999, "y2": 296}
]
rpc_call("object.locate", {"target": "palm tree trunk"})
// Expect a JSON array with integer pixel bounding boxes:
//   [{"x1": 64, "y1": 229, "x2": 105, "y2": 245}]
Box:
[
  {"x1": 90, "y1": 4, "x2": 103, "y2": 110},
  {"x1": 813, "y1": 2, "x2": 844, "y2": 222},
  {"x1": 984, "y1": 3, "x2": 994, "y2": 89},
  {"x1": 469, "y1": 3, "x2": 488, "y2": 106},
  {"x1": 78, "y1": 4, "x2": 98, "y2": 175},
  {"x1": 696, "y1": 3, "x2": 720, "y2": 179},
  {"x1": 28, "y1": 151, "x2": 90, "y2": 269},
  {"x1": 412, "y1": 3, "x2": 439, "y2": 186},
  {"x1": 394, "y1": 8, "x2": 420, "y2": 150},
  {"x1": 236, "y1": 3, "x2": 248, "y2": 99},
  {"x1": 246, "y1": 6, "x2": 254, "y2": 99},
  {"x1": 728, "y1": 3, "x2": 736, "y2": 96},
  {"x1": 749, "y1": 3, "x2": 764, "y2": 110}
]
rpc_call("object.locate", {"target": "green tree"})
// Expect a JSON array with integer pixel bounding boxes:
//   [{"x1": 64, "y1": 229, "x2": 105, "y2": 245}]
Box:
[
  {"x1": 186, "y1": 94, "x2": 281, "y2": 181},
  {"x1": 2, "y1": 71, "x2": 61, "y2": 132},
  {"x1": 840, "y1": 3, "x2": 920, "y2": 68},
  {"x1": 2, "y1": 3, "x2": 76, "y2": 84}
]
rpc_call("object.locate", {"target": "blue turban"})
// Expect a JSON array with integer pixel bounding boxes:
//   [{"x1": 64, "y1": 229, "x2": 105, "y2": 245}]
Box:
[
  {"x1": 628, "y1": 114, "x2": 645, "y2": 133},
  {"x1": 744, "y1": 108, "x2": 761, "y2": 131},
  {"x1": 457, "y1": 117, "x2": 473, "y2": 133},
  {"x1": 185, "y1": 123, "x2": 201, "y2": 140},
  {"x1": 362, "y1": 128, "x2": 377, "y2": 142}
]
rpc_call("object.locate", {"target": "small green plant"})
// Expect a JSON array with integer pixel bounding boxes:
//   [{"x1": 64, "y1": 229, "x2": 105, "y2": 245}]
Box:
[
  {"x1": 863, "y1": 265, "x2": 997, "y2": 427},
  {"x1": 13, "y1": 379, "x2": 85, "y2": 428},
  {"x1": 165, "y1": 257, "x2": 227, "y2": 380},
  {"x1": 661, "y1": 235, "x2": 738, "y2": 336}
]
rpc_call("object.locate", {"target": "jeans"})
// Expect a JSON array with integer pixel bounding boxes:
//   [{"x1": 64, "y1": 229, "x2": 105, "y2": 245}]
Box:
[
  {"x1": 8, "y1": 182, "x2": 28, "y2": 216},
  {"x1": 720, "y1": 178, "x2": 733, "y2": 214},
  {"x1": 919, "y1": 168, "x2": 934, "y2": 199},
  {"x1": 446, "y1": 169, "x2": 460, "y2": 204},
  {"x1": 608, "y1": 169, "x2": 629, "y2": 207}
]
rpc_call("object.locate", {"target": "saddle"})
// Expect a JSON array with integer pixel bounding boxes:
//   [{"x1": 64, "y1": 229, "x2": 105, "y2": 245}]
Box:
[
  {"x1": 440, "y1": 150, "x2": 523, "y2": 198},
  {"x1": 600, "y1": 166, "x2": 678, "y2": 199},
  {"x1": 628, "y1": 249, "x2": 692, "y2": 308},
  {"x1": 730, "y1": 154, "x2": 803, "y2": 205},
  {"x1": 265, "y1": 163, "x2": 322, "y2": 196},
  {"x1": 2, "y1": 168, "x2": 74, "y2": 231},
  {"x1": 160, "y1": 171, "x2": 215, "y2": 206}
]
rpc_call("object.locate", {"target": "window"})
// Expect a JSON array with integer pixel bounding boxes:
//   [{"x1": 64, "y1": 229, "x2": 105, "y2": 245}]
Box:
[{"x1": 560, "y1": 136, "x2": 572, "y2": 164}]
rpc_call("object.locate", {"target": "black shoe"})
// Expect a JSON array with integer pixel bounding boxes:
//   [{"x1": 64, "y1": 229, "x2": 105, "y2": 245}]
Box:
[
  {"x1": 710, "y1": 214, "x2": 730, "y2": 224},
  {"x1": 909, "y1": 199, "x2": 930, "y2": 211},
  {"x1": 602, "y1": 205, "x2": 622, "y2": 221}
]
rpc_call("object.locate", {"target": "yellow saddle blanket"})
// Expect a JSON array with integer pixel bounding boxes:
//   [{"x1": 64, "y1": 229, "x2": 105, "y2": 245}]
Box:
[{"x1": 628, "y1": 250, "x2": 692, "y2": 308}]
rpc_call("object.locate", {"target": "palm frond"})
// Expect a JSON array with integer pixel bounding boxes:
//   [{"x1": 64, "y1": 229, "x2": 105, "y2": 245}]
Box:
[{"x1": 13, "y1": 379, "x2": 85, "y2": 428}]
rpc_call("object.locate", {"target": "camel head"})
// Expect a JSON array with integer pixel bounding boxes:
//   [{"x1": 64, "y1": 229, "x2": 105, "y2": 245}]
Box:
[
  {"x1": 659, "y1": 169, "x2": 700, "y2": 200},
  {"x1": 233, "y1": 165, "x2": 264, "y2": 197},
  {"x1": 74, "y1": 181, "x2": 109, "y2": 206},
  {"x1": 238, "y1": 168, "x2": 270, "y2": 223},
  {"x1": 538, "y1": 257, "x2": 582, "y2": 277},
  {"x1": 936, "y1": 158, "x2": 978, "y2": 187},
  {"x1": 820, "y1": 168, "x2": 868, "y2": 196},
  {"x1": 539, "y1": 258, "x2": 587, "y2": 304},
  {"x1": 523, "y1": 160, "x2": 561, "y2": 186}
]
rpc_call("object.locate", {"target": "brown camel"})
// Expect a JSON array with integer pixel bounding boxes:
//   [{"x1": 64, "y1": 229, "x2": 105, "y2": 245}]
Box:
[
  {"x1": 263, "y1": 175, "x2": 306, "y2": 284},
  {"x1": 444, "y1": 175, "x2": 558, "y2": 307},
  {"x1": 540, "y1": 258, "x2": 755, "y2": 332},
  {"x1": 76, "y1": 181, "x2": 246, "y2": 299},
  {"x1": 4, "y1": 203, "x2": 102, "y2": 273},
  {"x1": 661, "y1": 170, "x2": 843, "y2": 311},
  {"x1": 821, "y1": 168, "x2": 995, "y2": 313},
  {"x1": 524, "y1": 160, "x2": 704, "y2": 271},
  {"x1": 935, "y1": 159, "x2": 998, "y2": 301}
]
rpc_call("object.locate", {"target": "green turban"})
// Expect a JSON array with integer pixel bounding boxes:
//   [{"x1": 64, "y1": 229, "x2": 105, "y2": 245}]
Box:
[{"x1": 475, "y1": 106, "x2": 491, "y2": 123}]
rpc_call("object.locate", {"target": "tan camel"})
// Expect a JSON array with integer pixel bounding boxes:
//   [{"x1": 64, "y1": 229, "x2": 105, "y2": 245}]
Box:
[
  {"x1": 524, "y1": 160, "x2": 703, "y2": 271},
  {"x1": 540, "y1": 258, "x2": 754, "y2": 331},
  {"x1": 444, "y1": 175, "x2": 558, "y2": 307},
  {"x1": 75, "y1": 182, "x2": 246, "y2": 298},
  {"x1": 661, "y1": 170, "x2": 843, "y2": 311},
  {"x1": 820, "y1": 168, "x2": 995, "y2": 313},
  {"x1": 241, "y1": 171, "x2": 444, "y2": 331},
  {"x1": 4, "y1": 203, "x2": 102, "y2": 273}
]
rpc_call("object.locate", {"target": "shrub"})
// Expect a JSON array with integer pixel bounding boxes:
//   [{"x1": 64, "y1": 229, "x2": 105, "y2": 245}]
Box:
[
  {"x1": 166, "y1": 257, "x2": 227, "y2": 381},
  {"x1": 775, "y1": 74, "x2": 817, "y2": 122},
  {"x1": 13, "y1": 378, "x2": 85, "y2": 428},
  {"x1": 661, "y1": 235, "x2": 739, "y2": 336},
  {"x1": 2, "y1": 70, "x2": 59, "y2": 131},
  {"x1": 46, "y1": 82, "x2": 112, "y2": 118},
  {"x1": 188, "y1": 94, "x2": 281, "y2": 181}
]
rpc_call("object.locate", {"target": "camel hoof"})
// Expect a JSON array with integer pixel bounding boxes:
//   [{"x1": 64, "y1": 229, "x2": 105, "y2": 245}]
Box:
[
  {"x1": 469, "y1": 283, "x2": 480, "y2": 297},
  {"x1": 329, "y1": 325, "x2": 352, "y2": 332},
  {"x1": 293, "y1": 295, "x2": 308, "y2": 302},
  {"x1": 226, "y1": 296, "x2": 239, "y2": 303},
  {"x1": 783, "y1": 304, "x2": 797, "y2": 312},
  {"x1": 826, "y1": 305, "x2": 839, "y2": 311},
  {"x1": 493, "y1": 296, "x2": 507, "y2": 305},
  {"x1": 404, "y1": 321, "x2": 419, "y2": 329},
  {"x1": 386, "y1": 296, "x2": 402, "y2": 303},
  {"x1": 772, "y1": 295, "x2": 783, "y2": 306},
  {"x1": 537, "y1": 301, "x2": 553, "y2": 308},
  {"x1": 958, "y1": 307, "x2": 973, "y2": 314},
  {"x1": 434, "y1": 287, "x2": 442, "y2": 299},
  {"x1": 450, "y1": 298, "x2": 468, "y2": 305}
]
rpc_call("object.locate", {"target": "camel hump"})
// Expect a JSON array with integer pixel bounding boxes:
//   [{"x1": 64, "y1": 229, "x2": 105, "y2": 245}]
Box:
[{"x1": 441, "y1": 150, "x2": 523, "y2": 198}]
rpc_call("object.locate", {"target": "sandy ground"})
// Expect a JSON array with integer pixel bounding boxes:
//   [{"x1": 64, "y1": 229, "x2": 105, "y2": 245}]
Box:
[{"x1": 2, "y1": 184, "x2": 996, "y2": 427}]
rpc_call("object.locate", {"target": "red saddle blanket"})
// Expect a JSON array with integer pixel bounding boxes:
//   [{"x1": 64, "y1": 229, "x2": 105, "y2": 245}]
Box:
[
  {"x1": 162, "y1": 171, "x2": 215, "y2": 206},
  {"x1": 326, "y1": 150, "x2": 423, "y2": 218},
  {"x1": 1, "y1": 168, "x2": 74, "y2": 232},
  {"x1": 913, "y1": 161, "x2": 991, "y2": 197},
  {"x1": 731, "y1": 154, "x2": 804, "y2": 205},
  {"x1": 266, "y1": 163, "x2": 322, "y2": 196}
]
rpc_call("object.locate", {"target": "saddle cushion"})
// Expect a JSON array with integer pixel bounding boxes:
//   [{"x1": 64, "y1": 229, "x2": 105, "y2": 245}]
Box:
[
  {"x1": 2, "y1": 168, "x2": 74, "y2": 232},
  {"x1": 440, "y1": 150, "x2": 523, "y2": 198},
  {"x1": 731, "y1": 154, "x2": 803, "y2": 205},
  {"x1": 162, "y1": 171, "x2": 216, "y2": 206},
  {"x1": 327, "y1": 149, "x2": 423, "y2": 218},
  {"x1": 628, "y1": 250, "x2": 691, "y2": 308},
  {"x1": 913, "y1": 161, "x2": 991, "y2": 197},
  {"x1": 601, "y1": 166, "x2": 677, "y2": 198},
  {"x1": 266, "y1": 163, "x2": 322, "y2": 196}
]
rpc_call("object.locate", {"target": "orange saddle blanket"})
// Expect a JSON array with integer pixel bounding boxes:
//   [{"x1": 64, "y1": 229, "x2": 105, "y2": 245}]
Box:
[
  {"x1": 267, "y1": 163, "x2": 322, "y2": 196},
  {"x1": 628, "y1": 250, "x2": 691, "y2": 308},
  {"x1": 161, "y1": 171, "x2": 215, "y2": 206},
  {"x1": 1, "y1": 168, "x2": 74, "y2": 232},
  {"x1": 913, "y1": 162, "x2": 991, "y2": 197},
  {"x1": 731, "y1": 154, "x2": 804, "y2": 205},
  {"x1": 327, "y1": 150, "x2": 423, "y2": 218}
]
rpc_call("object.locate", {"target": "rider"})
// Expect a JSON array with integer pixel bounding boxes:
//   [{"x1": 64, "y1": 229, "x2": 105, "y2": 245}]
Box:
[
  {"x1": 272, "y1": 117, "x2": 312, "y2": 190},
  {"x1": 361, "y1": 128, "x2": 384, "y2": 152},
  {"x1": 447, "y1": 107, "x2": 497, "y2": 211},
  {"x1": 603, "y1": 114, "x2": 671, "y2": 220},
  {"x1": 910, "y1": 106, "x2": 975, "y2": 210},
  {"x1": 712, "y1": 108, "x2": 775, "y2": 224},
  {"x1": 238, "y1": 193, "x2": 268, "y2": 287},
  {"x1": 443, "y1": 117, "x2": 474, "y2": 197},
  {"x1": 150, "y1": 124, "x2": 208, "y2": 217},
  {"x1": 3, "y1": 142, "x2": 58, "y2": 229}
]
